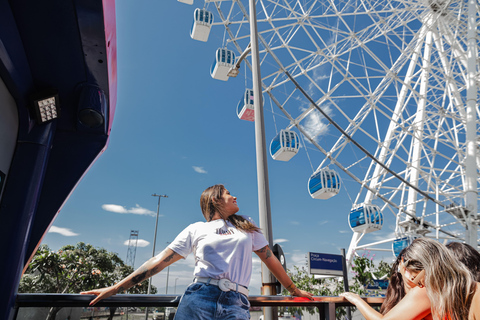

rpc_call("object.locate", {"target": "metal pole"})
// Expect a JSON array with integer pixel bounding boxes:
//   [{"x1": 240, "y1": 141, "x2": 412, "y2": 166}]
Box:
[
  {"x1": 465, "y1": 0, "x2": 478, "y2": 247},
  {"x1": 248, "y1": 1, "x2": 277, "y2": 319},
  {"x1": 341, "y1": 249, "x2": 351, "y2": 320},
  {"x1": 146, "y1": 194, "x2": 168, "y2": 320},
  {"x1": 165, "y1": 265, "x2": 170, "y2": 294}
]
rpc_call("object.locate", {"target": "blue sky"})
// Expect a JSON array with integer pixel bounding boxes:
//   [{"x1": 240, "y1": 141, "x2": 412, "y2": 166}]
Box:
[{"x1": 41, "y1": 0, "x2": 399, "y2": 295}]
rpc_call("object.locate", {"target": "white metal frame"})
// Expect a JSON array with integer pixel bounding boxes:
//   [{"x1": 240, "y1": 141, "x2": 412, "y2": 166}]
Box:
[{"x1": 200, "y1": 0, "x2": 479, "y2": 263}]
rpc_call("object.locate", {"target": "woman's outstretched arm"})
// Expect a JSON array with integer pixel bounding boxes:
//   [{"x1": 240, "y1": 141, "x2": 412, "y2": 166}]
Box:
[
  {"x1": 81, "y1": 248, "x2": 182, "y2": 305},
  {"x1": 254, "y1": 245, "x2": 314, "y2": 300},
  {"x1": 340, "y1": 286, "x2": 431, "y2": 320}
]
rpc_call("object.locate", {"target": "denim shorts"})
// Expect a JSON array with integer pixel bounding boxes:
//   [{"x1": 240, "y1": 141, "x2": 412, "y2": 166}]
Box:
[{"x1": 174, "y1": 282, "x2": 250, "y2": 320}]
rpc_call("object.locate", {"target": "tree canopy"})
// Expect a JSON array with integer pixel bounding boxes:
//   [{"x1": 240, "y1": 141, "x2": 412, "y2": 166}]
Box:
[{"x1": 19, "y1": 242, "x2": 155, "y2": 294}]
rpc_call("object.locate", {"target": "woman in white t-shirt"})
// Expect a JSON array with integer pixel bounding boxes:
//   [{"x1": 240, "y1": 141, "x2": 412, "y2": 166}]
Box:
[{"x1": 82, "y1": 184, "x2": 313, "y2": 319}]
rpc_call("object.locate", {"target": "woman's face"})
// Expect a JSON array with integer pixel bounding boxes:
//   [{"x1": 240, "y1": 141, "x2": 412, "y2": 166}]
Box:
[
  {"x1": 219, "y1": 189, "x2": 239, "y2": 216},
  {"x1": 401, "y1": 264, "x2": 425, "y2": 292}
]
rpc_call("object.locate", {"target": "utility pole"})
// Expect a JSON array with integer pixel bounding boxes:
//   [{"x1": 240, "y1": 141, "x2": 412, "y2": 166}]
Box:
[
  {"x1": 145, "y1": 193, "x2": 168, "y2": 320},
  {"x1": 165, "y1": 241, "x2": 171, "y2": 294}
]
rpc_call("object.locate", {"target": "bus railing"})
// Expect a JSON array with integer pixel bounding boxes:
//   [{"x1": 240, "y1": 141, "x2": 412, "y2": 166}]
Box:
[{"x1": 15, "y1": 293, "x2": 384, "y2": 320}]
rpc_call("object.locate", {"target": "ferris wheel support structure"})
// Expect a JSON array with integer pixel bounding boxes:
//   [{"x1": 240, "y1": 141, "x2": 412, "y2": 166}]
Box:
[
  {"x1": 465, "y1": 0, "x2": 478, "y2": 247},
  {"x1": 406, "y1": 18, "x2": 432, "y2": 222},
  {"x1": 192, "y1": 0, "x2": 480, "y2": 267}
]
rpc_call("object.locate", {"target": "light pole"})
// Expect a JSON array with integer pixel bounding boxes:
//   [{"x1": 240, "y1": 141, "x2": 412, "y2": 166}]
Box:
[
  {"x1": 165, "y1": 243, "x2": 171, "y2": 294},
  {"x1": 145, "y1": 193, "x2": 168, "y2": 320},
  {"x1": 248, "y1": 1, "x2": 277, "y2": 319},
  {"x1": 174, "y1": 277, "x2": 179, "y2": 294},
  {"x1": 220, "y1": 3, "x2": 276, "y2": 318}
]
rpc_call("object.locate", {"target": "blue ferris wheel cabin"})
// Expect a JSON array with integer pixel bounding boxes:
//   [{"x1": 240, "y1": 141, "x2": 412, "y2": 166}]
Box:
[
  {"x1": 211, "y1": 48, "x2": 236, "y2": 81},
  {"x1": 190, "y1": 8, "x2": 214, "y2": 42},
  {"x1": 0, "y1": 0, "x2": 117, "y2": 318}
]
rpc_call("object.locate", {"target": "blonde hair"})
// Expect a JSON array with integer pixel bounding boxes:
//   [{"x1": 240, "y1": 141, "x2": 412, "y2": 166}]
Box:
[
  {"x1": 199, "y1": 184, "x2": 261, "y2": 233},
  {"x1": 403, "y1": 237, "x2": 476, "y2": 320}
]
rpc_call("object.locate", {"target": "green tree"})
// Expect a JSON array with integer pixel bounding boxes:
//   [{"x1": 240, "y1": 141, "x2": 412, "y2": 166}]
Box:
[
  {"x1": 350, "y1": 252, "x2": 391, "y2": 296},
  {"x1": 20, "y1": 242, "x2": 156, "y2": 320}
]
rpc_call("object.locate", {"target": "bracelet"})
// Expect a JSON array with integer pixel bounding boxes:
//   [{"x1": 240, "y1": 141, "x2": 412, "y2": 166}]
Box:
[{"x1": 286, "y1": 283, "x2": 297, "y2": 294}]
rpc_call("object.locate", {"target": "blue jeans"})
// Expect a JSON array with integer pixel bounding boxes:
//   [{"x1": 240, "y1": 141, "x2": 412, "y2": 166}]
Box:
[{"x1": 174, "y1": 282, "x2": 250, "y2": 320}]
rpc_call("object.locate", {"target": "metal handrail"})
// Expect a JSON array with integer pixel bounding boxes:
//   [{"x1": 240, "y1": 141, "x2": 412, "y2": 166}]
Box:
[{"x1": 16, "y1": 293, "x2": 384, "y2": 319}]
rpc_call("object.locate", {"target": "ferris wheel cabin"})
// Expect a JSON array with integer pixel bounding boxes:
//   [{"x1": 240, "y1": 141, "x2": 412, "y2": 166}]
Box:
[
  {"x1": 270, "y1": 129, "x2": 300, "y2": 161},
  {"x1": 178, "y1": 0, "x2": 194, "y2": 4},
  {"x1": 237, "y1": 89, "x2": 255, "y2": 121},
  {"x1": 392, "y1": 236, "x2": 415, "y2": 257},
  {"x1": 308, "y1": 168, "x2": 341, "y2": 199},
  {"x1": 348, "y1": 204, "x2": 383, "y2": 233},
  {"x1": 210, "y1": 48, "x2": 236, "y2": 81},
  {"x1": 191, "y1": 9, "x2": 213, "y2": 42}
]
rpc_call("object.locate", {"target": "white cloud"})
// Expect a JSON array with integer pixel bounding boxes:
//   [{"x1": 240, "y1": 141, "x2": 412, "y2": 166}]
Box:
[
  {"x1": 192, "y1": 166, "x2": 207, "y2": 174},
  {"x1": 102, "y1": 204, "x2": 128, "y2": 213},
  {"x1": 289, "y1": 252, "x2": 308, "y2": 266},
  {"x1": 128, "y1": 205, "x2": 156, "y2": 216},
  {"x1": 371, "y1": 231, "x2": 396, "y2": 242},
  {"x1": 290, "y1": 221, "x2": 300, "y2": 225},
  {"x1": 318, "y1": 220, "x2": 328, "y2": 225},
  {"x1": 339, "y1": 230, "x2": 350, "y2": 233},
  {"x1": 274, "y1": 238, "x2": 289, "y2": 243},
  {"x1": 48, "y1": 226, "x2": 79, "y2": 237},
  {"x1": 299, "y1": 104, "x2": 331, "y2": 142},
  {"x1": 123, "y1": 239, "x2": 150, "y2": 247},
  {"x1": 102, "y1": 204, "x2": 157, "y2": 217},
  {"x1": 307, "y1": 59, "x2": 331, "y2": 95}
]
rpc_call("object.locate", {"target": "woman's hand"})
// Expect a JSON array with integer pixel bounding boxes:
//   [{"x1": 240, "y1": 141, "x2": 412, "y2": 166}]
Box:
[
  {"x1": 81, "y1": 286, "x2": 117, "y2": 306},
  {"x1": 291, "y1": 288, "x2": 315, "y2": 300},
  {"x1": 339, "y1": 292, "x2": 363, "y2": 305}
]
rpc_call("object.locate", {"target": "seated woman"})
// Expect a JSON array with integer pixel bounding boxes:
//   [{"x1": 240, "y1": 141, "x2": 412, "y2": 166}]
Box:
[
  {"x1": 341, "y1": 238, "x2": 480, "y2": 320},
  {"x1": 446, "y1": 242, "x2": 480, "y2": 281},
  {"x1": 379, "y1": 242, "x2": 480, "y2": 315}
]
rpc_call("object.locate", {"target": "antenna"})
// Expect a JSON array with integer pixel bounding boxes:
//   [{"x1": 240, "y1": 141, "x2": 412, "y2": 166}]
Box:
[{"x1": 126, "y1": 230, "x2": 139, "y2": 269}]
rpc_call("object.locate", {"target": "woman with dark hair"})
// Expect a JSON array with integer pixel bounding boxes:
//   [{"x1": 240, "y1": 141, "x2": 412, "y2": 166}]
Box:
[
  {"x1": 362, "y1": 242, "x2": 480, "y2": 317},
  {"x1": 342, "y1": 241, "x2": 432, "y2": 320},
  {"x1": 82, "y1": 184, "x2": 313, "y2": 319},
  {"x1": 378, "y1": 249, "x2": 406, "y2": 315},
  {"x1": 341, "y1": 238, "x2": 480, "y2": 320},
  {"x1": 446, "y1": 242, "x2": 480, "y2": 282}
]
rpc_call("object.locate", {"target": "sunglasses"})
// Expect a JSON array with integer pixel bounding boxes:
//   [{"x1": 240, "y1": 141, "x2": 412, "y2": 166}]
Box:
[{"x1": 399, "y1": 259, "x2": 426, "y2": 288}]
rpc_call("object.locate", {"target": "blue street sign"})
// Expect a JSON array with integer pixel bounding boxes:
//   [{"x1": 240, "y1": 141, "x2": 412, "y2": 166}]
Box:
[{"x1": 308, "y1": 252, "x2": 344, "y2": 276}]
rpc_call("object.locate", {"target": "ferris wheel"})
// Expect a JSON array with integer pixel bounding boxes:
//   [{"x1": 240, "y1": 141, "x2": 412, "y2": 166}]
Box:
[{"x1": 178, "y1": 0, "x2": 480, "y2": 262}]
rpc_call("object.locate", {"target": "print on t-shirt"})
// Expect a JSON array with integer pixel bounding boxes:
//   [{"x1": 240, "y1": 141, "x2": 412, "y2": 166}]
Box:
[{"x1": 216, "y1": 227, "x2": 235, "y2": 235}]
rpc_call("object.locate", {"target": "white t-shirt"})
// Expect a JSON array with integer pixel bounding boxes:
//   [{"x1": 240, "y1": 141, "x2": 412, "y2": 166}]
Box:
[{"x1": 167, "y1": 215, "x2": 268, "y2": 288}]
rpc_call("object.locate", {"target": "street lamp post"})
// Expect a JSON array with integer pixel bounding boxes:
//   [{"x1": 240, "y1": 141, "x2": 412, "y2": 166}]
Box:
[
  {"x1": 165, "y1": 256, "x2": 170, "y2": 294},
  {"x1": 174, "y1": 277, "x2": 179, "y2": 294},
  {"x1": 248, "y1": 1, "x2": 277, "y2": 319},
  {"x1": 145, "y1": 193, "x2": 168, "y2": 320}
]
